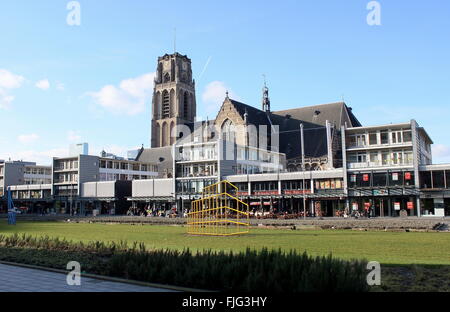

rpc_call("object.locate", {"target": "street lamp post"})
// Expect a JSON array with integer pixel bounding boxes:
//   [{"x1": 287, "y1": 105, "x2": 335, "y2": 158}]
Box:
[{"x1": 300, "y1": 124, "x2": 306, "y2": 220}]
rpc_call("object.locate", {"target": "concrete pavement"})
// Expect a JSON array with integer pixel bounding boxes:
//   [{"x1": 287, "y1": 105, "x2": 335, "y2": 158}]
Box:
[{"x1": 0, "y1": 263, "x2": 175, "y2": 292}]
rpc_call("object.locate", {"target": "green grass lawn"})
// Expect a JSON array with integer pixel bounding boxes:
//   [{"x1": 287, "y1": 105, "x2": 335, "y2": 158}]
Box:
[{"x1": 1, "y1": 220, "x2": 449, "y2": 265}]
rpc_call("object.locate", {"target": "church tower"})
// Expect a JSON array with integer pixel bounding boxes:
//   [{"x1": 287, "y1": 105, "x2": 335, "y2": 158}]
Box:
[{"x1": 151, "y1": 53, "x2": 196, "y2": 148}]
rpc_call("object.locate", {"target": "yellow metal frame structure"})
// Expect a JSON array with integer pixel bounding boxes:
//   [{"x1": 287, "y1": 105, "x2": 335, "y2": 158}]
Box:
[{"x1": 187, "y1": 181, "x2": 250, "y2": 236}]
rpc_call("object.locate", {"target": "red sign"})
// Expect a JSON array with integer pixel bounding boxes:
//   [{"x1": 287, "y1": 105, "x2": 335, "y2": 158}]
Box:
[
  {"x1": 405, "y1": 172, "x2": 411, "y2": 180},
  {"x1": 364, "y1": 202, "x2": 371, "y2": 210},
  {"x1": 253, "y1": 191, "x2": 279, "y2": 196},
  {"x1": 236, "y1": 191, "x2": 248, "y2": 196},
  {"x1": 284, "y1": 190, "x2": 311, "y2": 195},
  {"x1": 363, "y1": 174, "x2": 369, "y2": 182},
  {"x1": 249, "y1": 202, "x2": 277, "y2": 206},
  {"x1": 407, "y1": 202, "x2": 414, "y2": 210}
]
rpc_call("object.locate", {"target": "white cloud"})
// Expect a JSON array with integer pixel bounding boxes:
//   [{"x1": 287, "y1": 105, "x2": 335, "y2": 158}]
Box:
[
  {"x1": 202, "y1": 81, "x2": 238, "y2": 116},
  {"x1": 18, "y1": 134, "x2": 40, "y2": 144},
  {"x1": 0, "y1": 69, "x2": 25, "y2": 89},
  {"x1": 67, "y1": 130, "x2": 82, "y2": 142},
  {"x1": 36, "y1": 79, "x2": 50, "y2": 90},
  {"x1": 88, "y1": 72, "x2": 155, "y2": 115},
  {"x1": 0, "y1": 69, "x2": 25, "y2": 109}
]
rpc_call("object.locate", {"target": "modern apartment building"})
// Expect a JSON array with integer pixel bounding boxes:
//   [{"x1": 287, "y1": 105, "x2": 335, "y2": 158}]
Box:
[
  {"x1": 173, "y1": 136, "x2": 286, "y2": 211},
  {"x1": 51, "y1": 154, "x2": 158, "y2": 213},
  {"x1": 0, "y1": 160, "x2": 52, "y2": 212}
]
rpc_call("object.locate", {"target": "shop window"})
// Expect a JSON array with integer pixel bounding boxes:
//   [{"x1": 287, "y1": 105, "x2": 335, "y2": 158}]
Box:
[
  {"x1": 404, "y1": 172, "x2": 414, "y2": 186},
  {"x1": 373, "y1": 172, "x2": 387, "y2": 187},
  {"x1": 445, "y1": 171, "x2": 450, "y2": 189},
  {"x1": 420, "y1": 171, "x2": 432, "y2": 189},
  {"x1": 357, "y1": 173, "x2": 371, "y2": 187},
  {"x1": 389, "y1": 172, "x2": 403, "y2": 186},
  {"x1": 349, "y1": 174, "x2": 357, "y2": 188},
  {"x1": 432, "y1": 171, "x2": 445, "y2": 189}
]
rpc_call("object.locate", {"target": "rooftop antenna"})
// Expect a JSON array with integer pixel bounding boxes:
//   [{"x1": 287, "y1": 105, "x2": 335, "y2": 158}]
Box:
[{"x1": 262, "y1": 74, "x2": 271, "y2": 112}]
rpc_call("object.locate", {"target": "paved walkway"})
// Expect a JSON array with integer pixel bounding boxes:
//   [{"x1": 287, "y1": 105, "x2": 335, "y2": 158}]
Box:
[{"x1": 0, "y1": 264, "x2": 175, "y2": 292}]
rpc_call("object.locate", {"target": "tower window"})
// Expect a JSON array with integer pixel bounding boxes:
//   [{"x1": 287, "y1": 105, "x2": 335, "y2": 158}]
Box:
[
  {"x1": 164, "y1": 72, "x2": 171, "y2": 83},
  {"x1": 162, "y1": 91, "x2": 170, "y2": 118}
]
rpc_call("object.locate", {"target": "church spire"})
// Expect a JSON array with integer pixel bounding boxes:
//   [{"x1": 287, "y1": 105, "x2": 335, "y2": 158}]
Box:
[{"x1": 262, "y1": 75, "x2": 271, "y2": 112}]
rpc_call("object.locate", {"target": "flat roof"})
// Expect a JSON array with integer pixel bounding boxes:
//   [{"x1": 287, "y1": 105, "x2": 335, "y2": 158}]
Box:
[{"x1": 346, "y1": 122, "x2": 411, "y2": 132}]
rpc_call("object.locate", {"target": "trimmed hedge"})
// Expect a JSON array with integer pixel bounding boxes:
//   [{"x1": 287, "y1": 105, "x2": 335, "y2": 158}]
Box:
[{"x1": 0, "y1": 234, "x2": 368, "y2": 292}]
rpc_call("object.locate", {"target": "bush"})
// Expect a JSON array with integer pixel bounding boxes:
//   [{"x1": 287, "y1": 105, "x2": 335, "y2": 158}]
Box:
[{"x1": 0, "y1": 234, "x2": 368, "y2": 292}]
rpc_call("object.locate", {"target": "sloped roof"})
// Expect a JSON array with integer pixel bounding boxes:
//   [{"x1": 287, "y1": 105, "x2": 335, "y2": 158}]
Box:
[
  {"x1": 273, "y1": 102, "x2": 361, "y2": 128},
  {"x1": 229, "y1": 99, "x2": 272, "y2": 128},
  {"x1": 224, "y1": 99, "x2": 359, "y2": 160},
  {"x1": 136, "y1": 146, "x2": 173, "y2": 177}
]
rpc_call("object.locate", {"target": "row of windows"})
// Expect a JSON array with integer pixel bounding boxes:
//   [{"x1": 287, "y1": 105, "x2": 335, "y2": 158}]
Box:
[
  {"x1": 54, "y1": 160, "x2": 78, "y2": 171},
  {"x1": 347, "y1": 149, "x2": 413, "y2": 169},
  {"x1": 233, "y1": 164, "x2": 280, "y2": 175},
  {"x1": 420, "y1": 171, "x2": 450, "y2": 189},
  {"x1": 12, "y1": 190, "x2": 51, "y2": 199},
  {"x1": 25, "y1": 167, "x2": 51, "y2": 175},
  {"x1": 346, "y1": 129, "x2": 412, "y2": 148},
  {"x1": 177, "y1": 146, "x2": 217, "y2": 162},
  {"x1": 348, "y1": 172, "x2": 415, "y2": 188},
  {"x1": 99, "y1": 173, "x2": 155, "y2": 182},
  {"x1": 54, "y1": 186, "x2": 78, "y2": 196},
  {"x1": 99, "y1": 161, "x2": 157, "y2": 172},
  {"x1": 24, "y1": 178, "x2": 52, "y2": 185},
  {"x1": 54, "y1": 173, "x2": 78, "y2": 184},
  {"x1": 176, "y1": 179, "x2": 217, "y2": 194},
  {"x1": 235, "y1": 179, "x2": 343, "y2": 193},
  {"x1": 176, "y1": 163, "x2": 217, "y2": 178}
]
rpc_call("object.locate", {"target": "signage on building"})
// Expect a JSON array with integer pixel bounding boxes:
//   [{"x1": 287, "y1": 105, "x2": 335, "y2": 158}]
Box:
[
  {"x1": 392, "y1": 173, "x2": 399, "y2": 181},
  {"x1": 363, "y1": 174, "x2": 369, "y2": 182},
  {"x1": 350, "y1": 175, "x2": 356, "y2": 183},
  {"x1": 394, "y1": 202, "x2": 401, "y2": 210},
  {"x1": 407, "y1": 201, "x2": 414, "y2": 210},
  {"x1": 364, "y1": 202, "x2": 371, "y2": 210},
  {"x1": 405, "y1": 172, "x2": 411, "y2": 180},
  {"x1": 373, "y1": 189, "x2": 387, "y2": 196},
  {"x1": 248, "y1": 202, "x2": 277, "y2": 206},
  {"x1": 284, "y1": 190, "x2": 311, "y2": 195},
  {"x1": 253, "y1": 191, "x2": 278, "y2": 196},
  {"x1": 352, "y1": 203, "x2": 358, "y2": 210}
]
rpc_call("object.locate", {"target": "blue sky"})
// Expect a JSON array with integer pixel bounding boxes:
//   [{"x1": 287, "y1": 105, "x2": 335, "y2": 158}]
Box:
[{"x1": 1, "y1": 0, "x2": 449, "y2": 165}]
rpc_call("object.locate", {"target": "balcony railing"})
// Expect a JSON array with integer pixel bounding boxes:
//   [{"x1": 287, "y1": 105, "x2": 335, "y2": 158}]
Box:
[{"x1": 347, "y1": 161, "x2": 413, "y2": 169}]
